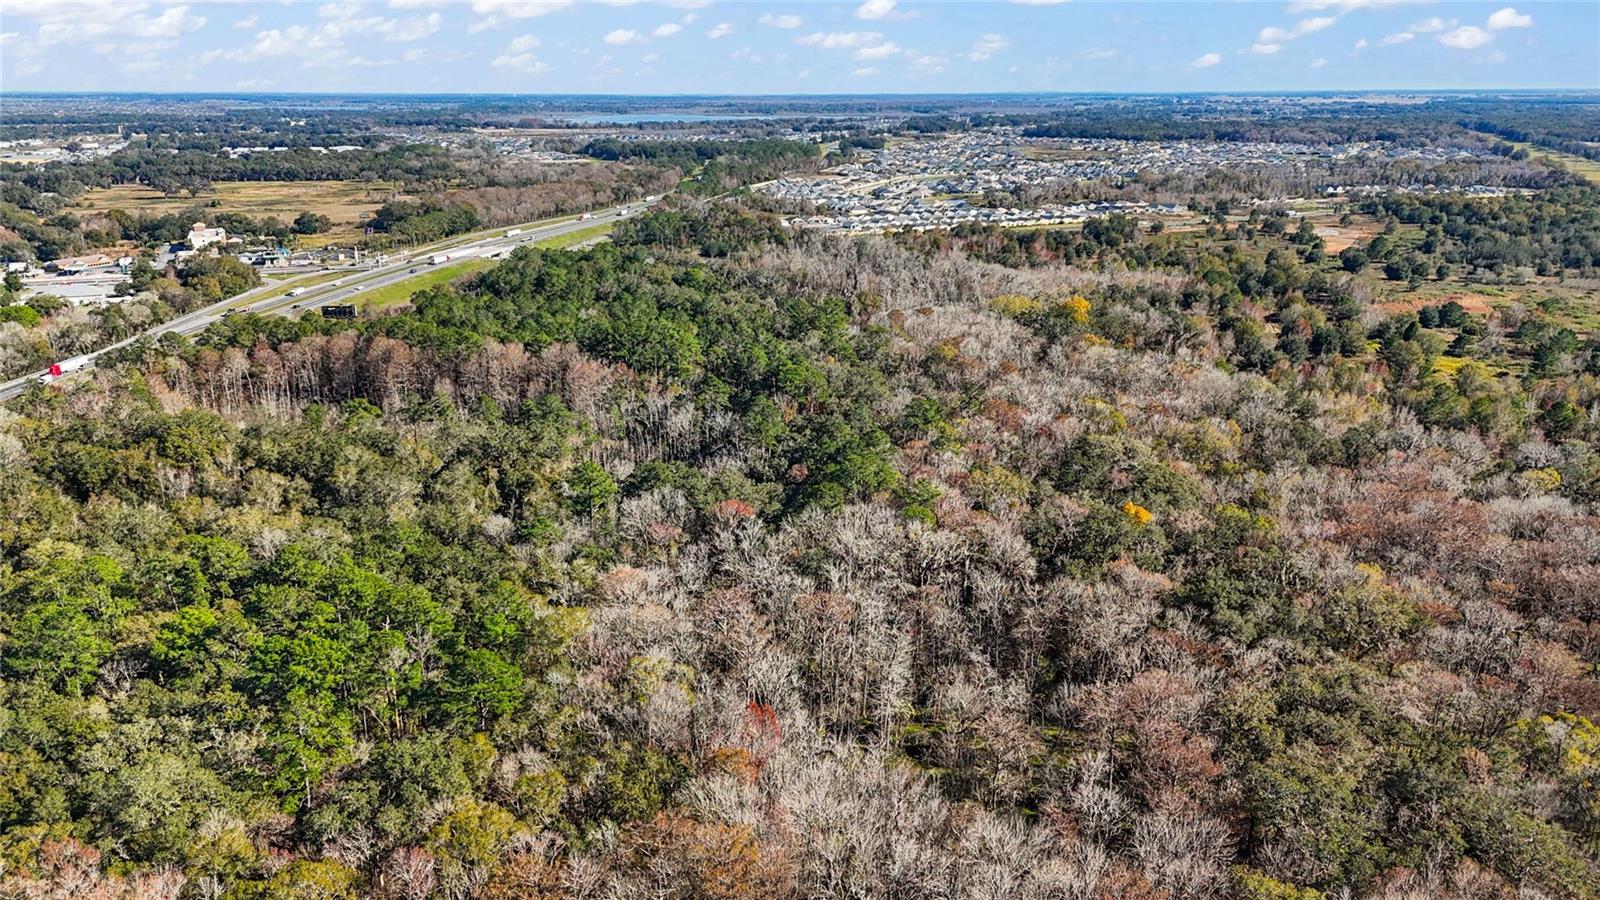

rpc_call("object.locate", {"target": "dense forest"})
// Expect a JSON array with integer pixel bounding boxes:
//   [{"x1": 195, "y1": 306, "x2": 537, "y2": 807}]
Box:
[
  {"x1": 577, "y1": 138, "x2": 824, "y2": 197},
  {"x1": 2, "y1": 186, "x2": 1600, "y2": 899}
]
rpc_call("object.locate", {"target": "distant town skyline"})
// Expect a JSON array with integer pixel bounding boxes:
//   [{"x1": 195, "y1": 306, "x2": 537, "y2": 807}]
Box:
[{"x1": 2, "y1": 1, "x2": 1596, "y2": 94}]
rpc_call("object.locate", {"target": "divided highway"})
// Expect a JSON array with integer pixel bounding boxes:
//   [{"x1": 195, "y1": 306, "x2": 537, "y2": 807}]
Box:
[{"x1": 0, "y1": 203, "x2": 648, "y2": 403}]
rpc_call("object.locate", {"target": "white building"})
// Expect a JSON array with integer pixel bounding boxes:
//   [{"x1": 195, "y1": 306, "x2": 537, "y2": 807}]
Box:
[{"x1": 187, "y1": 221, "x2": 226, "y2": 250}]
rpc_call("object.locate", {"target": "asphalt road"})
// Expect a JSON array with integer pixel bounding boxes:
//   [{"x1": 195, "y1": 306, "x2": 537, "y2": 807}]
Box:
[{"x1": 0, "y1": 204, "x2": 644, "y2": 402}]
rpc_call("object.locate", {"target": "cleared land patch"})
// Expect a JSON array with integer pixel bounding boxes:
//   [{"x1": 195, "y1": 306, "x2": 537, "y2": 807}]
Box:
[
  {"x1": 1314, "y1": 221, "x2": 1383, "y2": 254},
  {"x1": 72, "y1": 180, "x2": 404, "y2": 248}
]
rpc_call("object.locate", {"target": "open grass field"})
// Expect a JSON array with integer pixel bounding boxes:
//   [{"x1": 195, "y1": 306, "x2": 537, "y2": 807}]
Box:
[
  {"x1": 358, "y1": 258, "x2": 497, "y2": 310},
  {"x1": 534, "y1": 221, "x2": 615, "y2": 250},
  {"x1": 1522, "y1": 146, "x2": 1600, "y2": 186},
  {"x1": 1314, "y1": 221, "x2": 1383, "y2": 254},
  {"x1": 72, "y1": 180, "x2": 405, "y2": 248},
  {"x1": 1471, "y1": 132, "x2": 1600, "y2": 186}
]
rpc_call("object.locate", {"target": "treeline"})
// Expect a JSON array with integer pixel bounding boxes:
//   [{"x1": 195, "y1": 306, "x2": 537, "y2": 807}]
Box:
[
  {"x1": 579, "y1": 138, "x2": 822, "y2": 195},
  {"x1": 1466, "y1": 112, "x2": 1600, "y2": 161},
  {"x1": 0, "y1": 142, "x2": 456, "y2": 199},
  {"x1": 1014, "y1": 96, "x2": 1600, "y2": 148},
  {"x1": 1358, "y1": 186, "x2": 1600, "y2": 275},
  {"x1": 611, "y1": 202, "x2": 788, "y2": 256},
  {"x1": 1022, "y1": 114, "x2": 1439, "y2": 145},
  {"x1": 994, "y1": 152, "x2": 1571, "y2": 212},
  {"x1": 433, "y1": 163, "x2": 678, "y2": 228},
  {"x1": 365, "y1": 199, "x2": 481, "y2": 245}
]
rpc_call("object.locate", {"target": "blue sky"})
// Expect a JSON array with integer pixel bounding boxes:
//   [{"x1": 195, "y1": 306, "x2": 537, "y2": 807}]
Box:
[{"x1": 1, "y1": 1, "x2": 1595, "y2": 94}]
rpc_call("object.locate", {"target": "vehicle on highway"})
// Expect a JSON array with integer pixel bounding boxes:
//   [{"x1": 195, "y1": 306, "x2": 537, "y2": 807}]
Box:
[
  {"x1": 410, "y1": 268, "x2": 418, "y2": 273},
  {"x1": 286, "y1": 288, "x2": 306, "y2": 297},
  {"x1": 36, "y1": 355, "x2": 92, "y2": 384}
]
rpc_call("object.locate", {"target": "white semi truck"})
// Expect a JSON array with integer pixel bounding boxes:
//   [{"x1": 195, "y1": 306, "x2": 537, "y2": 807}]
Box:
[{"x1": 37, "y1": 355, "x2": 92, "y2": 384}]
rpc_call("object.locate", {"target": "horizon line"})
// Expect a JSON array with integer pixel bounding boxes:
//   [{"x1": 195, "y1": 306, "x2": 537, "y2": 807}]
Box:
[{"x1": 5, "y1": 88, "x2": 1599, "y2": 99}]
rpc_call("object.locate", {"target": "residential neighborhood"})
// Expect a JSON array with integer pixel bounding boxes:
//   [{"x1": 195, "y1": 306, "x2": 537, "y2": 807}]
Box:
[{"x1": 758, "y1": 129, "x2": 1495, "y2": 232}]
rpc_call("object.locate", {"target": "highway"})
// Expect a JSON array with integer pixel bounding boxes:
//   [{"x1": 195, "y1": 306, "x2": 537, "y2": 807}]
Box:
[{"x1": 0, "y1": 203, "x2": 646, "y2": 402}]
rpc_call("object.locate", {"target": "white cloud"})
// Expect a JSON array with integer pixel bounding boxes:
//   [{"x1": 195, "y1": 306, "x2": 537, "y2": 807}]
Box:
[
  {"x1": 1407, "y1": 16, "x2": 1454, "y2": 33},
  {"x1": 377, "y1": 12, "x2": 442, "y2": 41},
  {"x1": 492, "y1": 33, "x2": 548, "y2": 71},
  {"x1": 404, "y1": 46, "x2": 469, "y2": 63},
  {"x1": 472, "y1": 0, "x2": 573, "y2": 16},
  {"x1": 641, "y1": 51, "x2": 658, "y2": 62},
  {"x1": 1251, "y1": 43, "x2": 1281, "y2": 55},
  {"x1": 652, "y1": 22, "x2": 681, "y2": 37},
  {"x1": 491, "y1": 50, "x2": 550, "y2": 73},
  {"x1": 907, "y1": 51, "x2": 946, "y2": 72},
  {"x1": 1310, "y1": 57, "x2": 1328, "y2": 68},
  {"x1": 21, "y1": 2, "x2": 209, "y2": 45},
  {"x1": 203, "y1": 3, "x2": 441, "y2": 56},
  {"x1": 244, "y1": 27, "x2": 326, "y2": 59},
  {"x1": 967, "y1": 33, "x2": 1009, "y2": 61},
  {"x1": 759, "y1": 13, "x2": 802, "y2": 29},
  {"x1": 234, "y1": 15, "x2": 259, "y2": 30},
  {"x1": 797, "y1": 31, "x2": 881, "y2": 49},
  {"x1": 127, "y1": 5, "x2": 206, "y2": 39},
  {"x1": 1353, "y1": 37, "x2": 1368, "y2": 49},
  {"x1": 731, "y1": 46, "x2": 763, "y2": 63},
  {"x1": 1438, "y1": 25, "x2": 1493, "y2": 49},
  {"x1": 856, "y1": 0, "x2": 896, "y2": 19},
  {"x1": 1486, "y1": 7, "x2": 1532, "y2": 30},
  {"x1": 1431, "y1": 8, "x2": 1531, "y2": 52},
  {"x1": 1083, "y1": 47, "x2": 1117, "y2": 60},
  {"x1": 1287, "y1": 0, "x2": 1428, "y2": 12},
  {"x1": 850, "y1": 66, "x2": 878, "y2": 77},
  {"x1": 1190, "y1": 51, "x2": 1222, "y2": 68},
  {"x1": 1379, "y1": 31, "x2": 1413, "y2": 45},
  {"x1": 1485, "y1": 48, "x2": 1508, "y2": 63},
  {"x1": 331, "y1": 55, "x2": 400, "y2": 68},
  {"x1": 1258, "y1": 15, "x2": 1336, "y2": 43},
  {"x1": 854, "y1": 40, "x2": 899, "y2": 60},
  {"x1": 604, "y1": 28, "x2": 642, "y2": 44},
  {"x1": 706, "y1": 22, "x2": 732, "y2": 38},
  {"x1": 469, "y1": 0, "x2": 573, "y2": 31}
]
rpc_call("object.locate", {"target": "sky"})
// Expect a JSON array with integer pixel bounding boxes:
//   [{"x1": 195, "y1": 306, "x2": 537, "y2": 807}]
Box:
[{"x1": 1, "y1": 0, "x2": 1596, "y2": 95}]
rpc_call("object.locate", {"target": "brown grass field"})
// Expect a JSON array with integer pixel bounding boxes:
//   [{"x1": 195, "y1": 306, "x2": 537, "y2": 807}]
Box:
[
  {"x1": 72, "y1": 181, "x2": 406, "y2": 248},
  {"x1": 1314, "y1": 221, "x2": 1383, "y2": 254}
]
